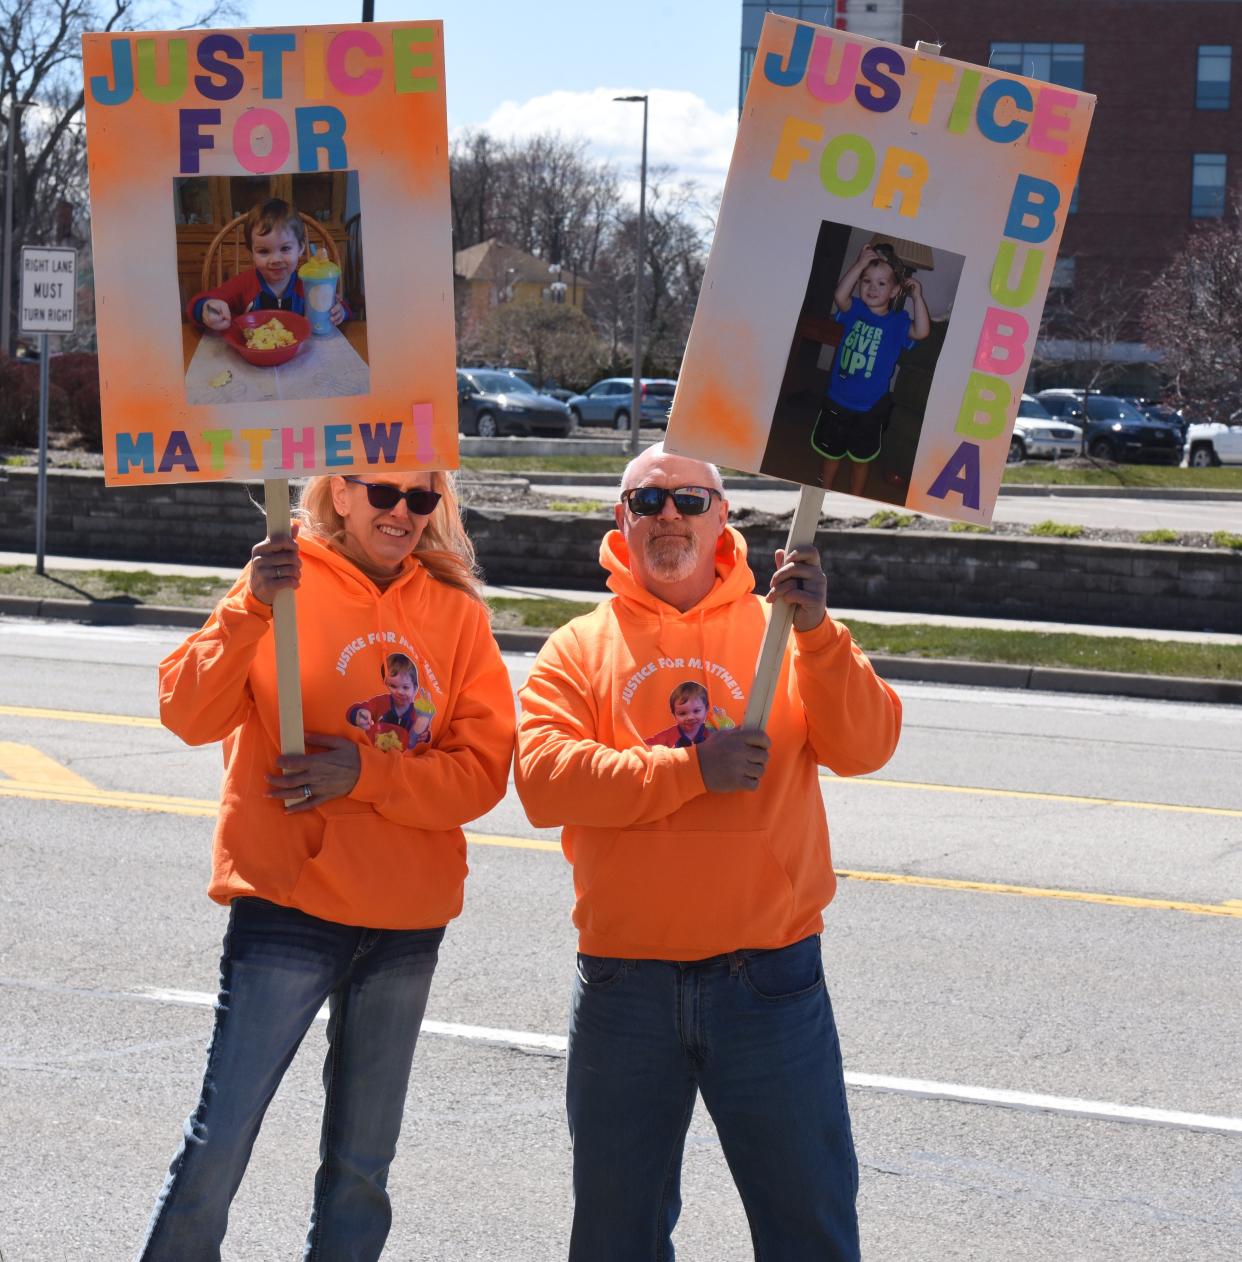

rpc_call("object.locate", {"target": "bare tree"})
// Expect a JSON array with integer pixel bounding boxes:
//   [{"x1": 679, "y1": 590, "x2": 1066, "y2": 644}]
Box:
[
  {"x1": 1, "y1": 0, "x2": 239, "y2": 352},
  {"x1": 449, "y1": 129, "x2": 617, "y2": 295},
  {"x1": 589, "y1": 170, "x2": 709, "y2": 377},
  {"x1": 1141, "y1": 209, "x2": 1242, "y2": 422},
  {"x1": 477, "y1": 300, "x2": 600, "y2": 391},
  {"x1": 450, "y1": 132, "x2": 712, "y2": 379}
]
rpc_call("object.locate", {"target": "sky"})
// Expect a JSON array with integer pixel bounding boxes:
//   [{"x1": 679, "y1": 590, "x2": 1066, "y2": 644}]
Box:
[{"x1": 176, "y1": 0, "x2": 746, "y2": 196}]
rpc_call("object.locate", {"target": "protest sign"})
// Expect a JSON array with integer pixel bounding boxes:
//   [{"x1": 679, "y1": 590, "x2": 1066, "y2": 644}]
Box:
[
  {"x1": 667, "y1": 15, "x2": 1094, "y2": 525},
  {"x1": 82, "y1": 21, "x2": 454, "y2": 488}
]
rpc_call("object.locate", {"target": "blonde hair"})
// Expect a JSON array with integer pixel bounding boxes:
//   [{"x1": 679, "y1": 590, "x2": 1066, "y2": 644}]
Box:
[{"x1": 296, "y1": 472, "x2": 484, "y2": 604}]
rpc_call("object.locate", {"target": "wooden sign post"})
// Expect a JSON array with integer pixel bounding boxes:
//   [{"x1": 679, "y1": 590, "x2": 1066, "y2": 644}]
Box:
[
  {"x1": 263, "y1": 478, "x2": 305, "y2": 760},
  {"x1": 742, "y1": 484, "x2": 824, "y2": 729}
]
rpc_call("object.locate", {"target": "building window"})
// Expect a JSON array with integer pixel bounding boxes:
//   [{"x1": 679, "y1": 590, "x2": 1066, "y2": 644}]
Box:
[
  {"x1": 739, "y1": 47, "x2": 757, "y2": 108},
  {"x1": 740, "y1": 2, "x2": 837, "y2": 110},
  {"x1": 1191, "y1": 153, "x2": 1227, "y2": 218},
  {"x1": 1196, "y1": 45, "x2": 1231, "y2": 110},
  {"x1": 989, "y1": 42, "x2": 1084, "y2": 90},
  {"x1": 1051, "y1": 257, "x2": 1075, "y2": 290}
]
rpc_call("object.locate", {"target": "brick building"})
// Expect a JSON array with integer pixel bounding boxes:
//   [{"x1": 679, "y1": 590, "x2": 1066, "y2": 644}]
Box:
[
  {"x1": 903, "y1": 0, "x2": 1242, "y2": 382},
  {"x1": 741, "y1": 1, "x2": 1242, "y2": 385}
]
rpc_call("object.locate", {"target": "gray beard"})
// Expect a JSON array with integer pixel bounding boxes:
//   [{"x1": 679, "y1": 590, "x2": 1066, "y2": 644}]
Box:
[{"x1": 643, "y1": 534, "x2": 699, "y2": 582}]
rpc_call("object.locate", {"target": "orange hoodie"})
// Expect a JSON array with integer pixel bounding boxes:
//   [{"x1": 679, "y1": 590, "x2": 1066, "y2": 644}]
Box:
[
  {"x1": 515, "y1": 525, "x2": 901, "y2": 960},
  {"x1": 159, "y1": 533, "x2": 515, "y2": 930}
]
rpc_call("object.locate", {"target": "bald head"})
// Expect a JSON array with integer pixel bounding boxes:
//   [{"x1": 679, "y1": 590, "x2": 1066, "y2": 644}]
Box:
[{"x1": 619, "y1": 443, "x2": 724, "y2": 496}]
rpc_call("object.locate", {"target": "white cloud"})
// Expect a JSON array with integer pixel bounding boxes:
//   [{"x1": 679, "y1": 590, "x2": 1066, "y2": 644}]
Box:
[{"x1": 466, "y1": 87, "x2": 737, "y2": 200}]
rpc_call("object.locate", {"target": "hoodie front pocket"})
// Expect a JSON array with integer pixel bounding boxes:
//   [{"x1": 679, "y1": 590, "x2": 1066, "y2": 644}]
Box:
[
  {"x1": 290, "y1": 813, "x2": 467, "y2": 930},
  {"x1": 578, "y1": 829, "x2": 794, "y2": 956}
]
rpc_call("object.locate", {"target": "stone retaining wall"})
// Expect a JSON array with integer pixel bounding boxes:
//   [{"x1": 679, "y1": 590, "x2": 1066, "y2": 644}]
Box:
[{"x1": 2, "y1": 469, "x2": 1238, "y2": 632}]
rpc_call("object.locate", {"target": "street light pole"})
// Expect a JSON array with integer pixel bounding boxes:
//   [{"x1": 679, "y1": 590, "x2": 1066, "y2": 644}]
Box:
[
  {"x1": 1, "y1": 89, "x2": 19, "y2": 359},
  {"x1": 615, "y1": 94, "x2": 648, "y2": 457}
]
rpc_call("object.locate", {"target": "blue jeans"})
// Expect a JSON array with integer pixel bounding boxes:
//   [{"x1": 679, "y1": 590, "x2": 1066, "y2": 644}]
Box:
[
  {"x1": 566, "y1": 934, "x2": 859, "y2": 1262},
  {"x1": 138, "y1": 897, "x2": 444, "y2": 1262}
]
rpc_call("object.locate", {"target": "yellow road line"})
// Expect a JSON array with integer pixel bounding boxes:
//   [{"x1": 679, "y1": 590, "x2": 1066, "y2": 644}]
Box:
[
  {"x1": 834, "y1": 868, "x2": 1242, "y2": 920},
  {"x1": 469, "y1": 833, "x2": 561, "y2": 853},
  {"x1": 0, "y1": 781, "x2": 215, "y2": 817},
  {"x1": 0, "y1": 704, "x2": 162, "y2": 729},
  {"x1": 0, "y1": 742, "x2": 96, "y2": 789},
  {"x1": 824, "y1": 774, "x2": 1242, "y2": 819},
  {"x1": 0, "y1": 782, "x2": 1237, "y2": 919},
  {"x1": 2, "y1": 706, "x2": 1238, "y2": 820}
]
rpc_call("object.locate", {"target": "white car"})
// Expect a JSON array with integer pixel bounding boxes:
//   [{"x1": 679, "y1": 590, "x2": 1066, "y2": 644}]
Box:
[
  {"x1": 1184, "y1": 421, "x2": 1242, "y2": 467},
  {"x1": 1008, "y1": 394, "x2": 1083, "y2": 463}
]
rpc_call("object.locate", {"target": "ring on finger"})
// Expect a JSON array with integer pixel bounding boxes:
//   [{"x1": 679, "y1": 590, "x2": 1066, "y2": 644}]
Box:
[{"x1": 301, "y1": 784, "x2": 312, "y2": 799}]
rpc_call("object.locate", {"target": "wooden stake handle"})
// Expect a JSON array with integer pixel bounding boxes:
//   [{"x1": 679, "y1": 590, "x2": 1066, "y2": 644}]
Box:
[
  {"x1": 264, "y1": 479, "x2": 305, "y2": 762},
  {"x1": 742, "y1": 484, "x2": 825, "y2": 731}
]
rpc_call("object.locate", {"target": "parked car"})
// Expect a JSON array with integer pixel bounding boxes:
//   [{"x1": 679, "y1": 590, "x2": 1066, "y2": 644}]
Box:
[
  {"x1": 1184, "y1": 419, "x2": 1242, "y2": 467},
  {"x1": 1125, "y1": 397, "x2": 1189, "y2": 440},
  {"x1": 1035, "y1": 390, "x2": 1182, "y2": 464},
  {"x1": 491, "y1": 366, "x2": 575, "y2": 403},
  {"x1": 1008, "y1": 394, "x2": 1083, "y2": 462},
  {"x1": 456, "y1": 368, "x2": 574, "y2": 438},
  {"x1": 566, "y1": 377, "x2": 677, "y2": 430}
]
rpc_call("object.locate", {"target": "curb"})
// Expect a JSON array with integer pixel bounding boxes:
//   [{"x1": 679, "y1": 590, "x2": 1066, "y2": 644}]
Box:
[{"x1": 4, "y1": 596, "x2": 1238, "y2": 706}]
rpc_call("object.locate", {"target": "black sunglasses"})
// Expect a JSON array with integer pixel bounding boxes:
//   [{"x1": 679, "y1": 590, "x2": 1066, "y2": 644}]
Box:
[
  {"x1": 344, "y1": 477, "x2": 442, "y2": 516},
  {"x1": 621, "y1": 485, "x2": 720, "y2": 517}
]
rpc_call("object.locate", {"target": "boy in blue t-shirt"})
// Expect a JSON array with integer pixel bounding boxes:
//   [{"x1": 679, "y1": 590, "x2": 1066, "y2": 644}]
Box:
[{"x1": 812, "y1": 242, "x2": 930, "y2": 496}]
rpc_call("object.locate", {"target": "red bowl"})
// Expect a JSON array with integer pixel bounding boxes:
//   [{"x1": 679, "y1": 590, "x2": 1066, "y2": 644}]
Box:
[{"x1": 223, "y1": 311, "x2": 312, "y2": 367}]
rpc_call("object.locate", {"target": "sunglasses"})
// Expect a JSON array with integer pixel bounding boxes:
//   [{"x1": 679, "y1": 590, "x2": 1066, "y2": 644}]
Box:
[
  {"x1": 344, "y1": 477, "x2": 442, "y2": 516},
  {"x1": 621, "y1": 485, "x2": 720, "y2": 517}
]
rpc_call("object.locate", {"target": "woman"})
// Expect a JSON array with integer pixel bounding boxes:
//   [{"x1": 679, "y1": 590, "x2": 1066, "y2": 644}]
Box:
[{"x1": 140, "y1": 469, "x2": 515, "y2": 1261}]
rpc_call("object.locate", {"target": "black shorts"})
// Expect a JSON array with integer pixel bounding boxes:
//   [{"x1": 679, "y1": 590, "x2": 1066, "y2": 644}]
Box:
[{"x1": 810, "y1": 394, "x2": 892, "y2": 462}]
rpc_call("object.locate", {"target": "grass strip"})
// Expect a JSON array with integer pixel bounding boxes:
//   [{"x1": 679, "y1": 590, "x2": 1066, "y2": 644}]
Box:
[
  {"x1": 489, "y1": 596, "x2": 599, "y2": 630},
  {"x1": 839, "y1": 620, "x2": 1242, "y2": 681},
  {"x1": 494, "y1": 597, "x2": 1241, "y2": 683},
  {"x1": 3, "y1": 572, "x2": 1237, "y2": 682},
  {"x1": 1000, "y1": 463, "x2": 1242, "y2": 489},
  {"x1": 0, "y1": 565, "x2": 231, "y2": 609}
]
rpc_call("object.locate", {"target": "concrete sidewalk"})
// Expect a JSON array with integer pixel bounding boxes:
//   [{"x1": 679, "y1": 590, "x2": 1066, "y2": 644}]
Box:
[{"x1": 5, "y1": 550, "x2": 1240, "y2": 648}]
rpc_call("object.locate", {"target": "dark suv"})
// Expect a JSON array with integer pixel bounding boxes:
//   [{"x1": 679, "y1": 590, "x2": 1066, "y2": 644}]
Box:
[
  {"x1": 1035, "y1": 390, "x2": 1182, "y2": 465},
  {"x1": 456, "y1": 369, "x2": 574, "y2": 438}
]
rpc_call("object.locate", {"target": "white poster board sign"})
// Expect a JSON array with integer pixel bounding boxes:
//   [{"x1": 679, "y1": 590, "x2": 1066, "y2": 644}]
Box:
[{"x1": 667, "y1": 16, "x2": 1094, "y2": 524}]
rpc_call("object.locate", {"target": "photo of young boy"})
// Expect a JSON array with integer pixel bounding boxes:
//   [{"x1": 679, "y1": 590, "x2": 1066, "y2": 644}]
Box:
[
  {"x1": 813, "y1": 242, "x2": 929, "y2": 497},
  {"x1": 346, "y1": 653, "x2": 434, "y2": 752},
  {"x1": 760, "y1": 221, "x2": 965, "y2": 506},
  {"x1": 645, "y1": 682, "x2": 735, "y2": 749},
  {"x1": 175, "y1": 171, "x2": 371, "y2": 406},
  {"x1": 187, "y1": 198, "x2": 348, "y2": 332}
]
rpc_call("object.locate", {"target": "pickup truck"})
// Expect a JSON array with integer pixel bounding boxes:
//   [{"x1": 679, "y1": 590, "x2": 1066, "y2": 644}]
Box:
[{"x1": 1184, "y1": 421, "x2": 1242, "y2": 467}]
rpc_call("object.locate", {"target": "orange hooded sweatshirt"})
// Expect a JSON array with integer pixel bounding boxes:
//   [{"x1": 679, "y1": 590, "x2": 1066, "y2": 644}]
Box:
[
  {"x1": 159, "y1": 533, "x2": 515, "y2": 931},
  {"x1": 516, "y1": 525, "x2": 901, "y2": 960}
]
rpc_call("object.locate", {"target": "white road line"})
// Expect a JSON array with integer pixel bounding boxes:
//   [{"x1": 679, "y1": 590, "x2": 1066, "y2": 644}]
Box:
[{"x1": 136, "y1": 987, "x2": 1241, "y2": 1137}]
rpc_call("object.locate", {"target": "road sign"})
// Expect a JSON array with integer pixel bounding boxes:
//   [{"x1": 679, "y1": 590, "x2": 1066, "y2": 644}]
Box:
[{"x1": 19, "y1": 245, "x2": 76, "y2": 334}]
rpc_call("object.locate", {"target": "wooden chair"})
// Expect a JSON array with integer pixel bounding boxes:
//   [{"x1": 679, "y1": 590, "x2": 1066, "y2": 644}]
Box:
[{"x1": 199, "y1": 212, "x2": 341, "y2": 291}]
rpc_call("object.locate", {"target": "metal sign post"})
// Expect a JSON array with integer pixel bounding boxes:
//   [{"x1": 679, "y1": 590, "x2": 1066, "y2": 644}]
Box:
[{"x1": 19, "y1": 245, "x2": 76, "y2": 575}]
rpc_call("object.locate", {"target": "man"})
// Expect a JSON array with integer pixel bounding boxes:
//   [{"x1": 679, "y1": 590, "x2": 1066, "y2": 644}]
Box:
[{"x1": 515, "y1": 443, "x2": 902, "y2": 1260}]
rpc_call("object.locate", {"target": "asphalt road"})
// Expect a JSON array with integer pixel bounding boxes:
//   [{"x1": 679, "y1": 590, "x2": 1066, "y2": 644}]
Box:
[{"x1": 1, "y1": 617, "x2": 1240, "y2": 1261}]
